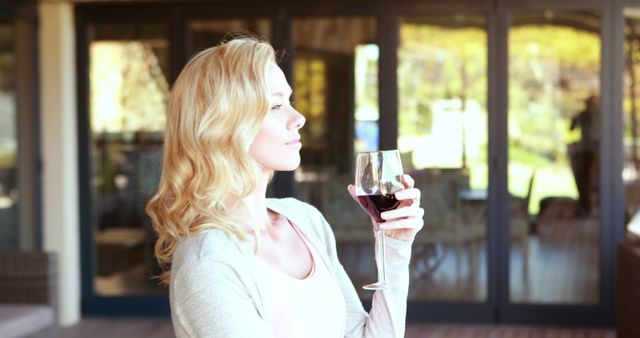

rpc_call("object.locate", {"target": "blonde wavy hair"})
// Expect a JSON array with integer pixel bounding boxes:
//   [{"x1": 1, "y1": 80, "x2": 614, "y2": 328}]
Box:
[{"x1": 146, "y1": 37, "x2": 276, "y2": 284}]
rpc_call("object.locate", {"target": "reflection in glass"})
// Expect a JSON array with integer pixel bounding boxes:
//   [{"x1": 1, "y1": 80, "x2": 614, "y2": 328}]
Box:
[
  {"x1": 294, "y1": 56, "x2": 327, "y2": 152},
  {"x1": 291, "y1": 17, "x2": 378, "y2": 299},
  {"x1": 355, "y1": 44, "x2": 379, "y2": 153},
  {"x1": 0, "y1": 23, "x2": 17, "y2": 250},
  {"x1": 624, "y1": 8, "x2": 640, "y2": 239},
  {"x1": 508, "y1": 11, "x2": 600, "y2": 304},
  {"x1": 90, "y1": 23, "x2": 169, "y2": 295},
  {"x1": 398, "y1": 15, "x2": 488, "y2": 301}
]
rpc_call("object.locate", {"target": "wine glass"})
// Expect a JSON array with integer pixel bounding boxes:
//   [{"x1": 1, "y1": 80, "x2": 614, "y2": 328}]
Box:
[{"x1": 354, "y1": 150, "x2": 404, "y2": 290}]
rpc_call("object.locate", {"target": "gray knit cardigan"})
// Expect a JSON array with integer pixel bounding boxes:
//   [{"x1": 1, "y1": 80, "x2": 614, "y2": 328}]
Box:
[{"x1": 169, "y1": 197, "x2": 412, "y2": 338}]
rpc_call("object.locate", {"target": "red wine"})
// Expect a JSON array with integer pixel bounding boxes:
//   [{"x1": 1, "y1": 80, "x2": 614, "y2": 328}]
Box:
[{"x1": 357, "y1": 194, "x2": 401, "y2": 222}]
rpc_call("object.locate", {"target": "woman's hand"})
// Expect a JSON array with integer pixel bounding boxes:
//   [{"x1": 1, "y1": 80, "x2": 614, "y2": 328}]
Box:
[{"x1": 348, "y1": 174, "x2": 424, "y2": 242}]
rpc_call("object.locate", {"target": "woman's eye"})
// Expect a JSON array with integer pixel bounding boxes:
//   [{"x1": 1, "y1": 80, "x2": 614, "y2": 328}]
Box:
[{"x1": 271, "y1": 104, "x2": 283, "y2": 110}]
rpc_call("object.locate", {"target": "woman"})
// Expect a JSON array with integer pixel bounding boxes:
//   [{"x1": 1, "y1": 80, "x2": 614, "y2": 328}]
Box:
[{"x1": 146, "y1": 36, "x2": 424, "y2": 338}]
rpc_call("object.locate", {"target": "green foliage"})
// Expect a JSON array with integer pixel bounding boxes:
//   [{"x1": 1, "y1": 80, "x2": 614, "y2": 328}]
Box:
[
  {"x1": 398, "y1": 24, "x2": 488, "y2": 139},
  {"x1": 398, "y1": 21, "x2": 599, "y2": 214},
  {"x1": 510, "y1": 26, "x2": 600, "y2": 68}
]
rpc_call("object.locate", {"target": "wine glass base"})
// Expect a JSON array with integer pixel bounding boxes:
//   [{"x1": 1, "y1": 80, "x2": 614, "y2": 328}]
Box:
[{"x1": 362, "y1": 282, "x2": 387, "y2": 290}]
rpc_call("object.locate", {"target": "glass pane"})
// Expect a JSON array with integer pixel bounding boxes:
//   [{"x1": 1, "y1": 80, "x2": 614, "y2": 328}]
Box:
[
  {"x1": 0, "y1": 22, "x2": 18, "y2": 250},
  {"x1": 291, "y1": 17, "x2": 378, "y2": 300},
  {"x1": 624, "y1": 8, "x2": 640, "y2": 239},
  {"x1": 89, "y1": 23, "x2": 169, "y2": 296},
  {"x1": 189, "y1": 19, "x2": 271, "y2": 55},
  {"x1": 508, "y1": 11, "x2": 601, "y2": 304},
  {"x1": 398, "y1": 15, "x2": 488, "y2": 301}
]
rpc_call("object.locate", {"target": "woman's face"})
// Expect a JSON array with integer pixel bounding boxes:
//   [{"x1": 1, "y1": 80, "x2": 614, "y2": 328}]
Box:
[{"x1": 249, "y1": 62, "x2": 306, "y2": 172}]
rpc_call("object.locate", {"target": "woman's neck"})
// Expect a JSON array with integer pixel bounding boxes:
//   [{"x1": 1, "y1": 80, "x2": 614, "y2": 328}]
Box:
[{"x1": 236, "y1": 172, "x2": 272, "y2": 232}]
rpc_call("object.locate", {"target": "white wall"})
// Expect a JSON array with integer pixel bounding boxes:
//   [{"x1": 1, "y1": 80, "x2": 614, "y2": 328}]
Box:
[{"x1": 39, "y1": 2, "x2": 81, "y2": 326}]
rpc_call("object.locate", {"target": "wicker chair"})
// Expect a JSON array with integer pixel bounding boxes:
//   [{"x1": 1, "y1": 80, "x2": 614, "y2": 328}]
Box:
[{"x1": 0, "y1": 251, "x2": 58, "y2": 338}]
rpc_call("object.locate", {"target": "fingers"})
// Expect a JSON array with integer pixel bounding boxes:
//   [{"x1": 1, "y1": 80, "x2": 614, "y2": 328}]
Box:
[
  {"x1": 379, "y1": 216, "x2": 424, "y2": 231},
  {"x1": 401, "y1": 174, "x2": 415, "y2": 189},
  {"x1": 395, "y1": 186, "x2": 420, "y2": 210},
  {"x1": 394, "y1": 187, "x2": 420, "y2": 201},
  {"x1": 396, "y1": 175, "x2": 419, "y2": 206},
  {"x1": 347, "y1": 184, "x2": 357, "y2": 202},
  {"x1": 380, "y1": 205, "x2": 424, "y2": 221}
]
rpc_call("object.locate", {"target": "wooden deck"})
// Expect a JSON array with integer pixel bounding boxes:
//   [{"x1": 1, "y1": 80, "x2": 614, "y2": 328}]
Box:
[{"x1": 60, "y1": 318, "x2": 616, "y2": 338}]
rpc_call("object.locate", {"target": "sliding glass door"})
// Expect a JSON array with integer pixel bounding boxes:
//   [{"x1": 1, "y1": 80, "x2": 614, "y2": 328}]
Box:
[
  {"x1": 397, "y1": 14, "x2": 490, "y2": 303},
  {"x1": 76, "y1": 1, "x2": 621, "y2": 326},
  {"x1": 507, "y1": 10, "x2": 601, "y2": 305}
]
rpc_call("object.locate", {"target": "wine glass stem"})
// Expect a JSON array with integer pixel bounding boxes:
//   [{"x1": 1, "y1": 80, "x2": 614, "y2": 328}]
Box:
[{"x1": 380, "y1": 228, "x2": 386, "y2": 285}]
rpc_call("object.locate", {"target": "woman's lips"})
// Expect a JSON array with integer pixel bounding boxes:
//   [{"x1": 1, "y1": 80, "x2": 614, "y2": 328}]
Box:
[{"x1": 286, "y1": 139, "x2": 301, "y2": 146}]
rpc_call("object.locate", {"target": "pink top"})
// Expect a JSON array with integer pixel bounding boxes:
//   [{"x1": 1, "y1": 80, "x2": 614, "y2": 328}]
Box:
[{"x1": 255, "y1": 220, "x2": 347, "y2": 338}]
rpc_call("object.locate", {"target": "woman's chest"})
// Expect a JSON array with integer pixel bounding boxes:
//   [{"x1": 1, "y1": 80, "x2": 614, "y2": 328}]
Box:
[
  {"x1": 253, "y1": 221, "x2": 314, "y2": 279},
  {"x1": 254, "y1": 227, "x2": 346, "y2": 338}
]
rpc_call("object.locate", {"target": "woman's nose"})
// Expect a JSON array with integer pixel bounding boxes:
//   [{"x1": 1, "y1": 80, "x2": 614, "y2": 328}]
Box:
[{"x1": 289, "y1": 108, "x2": 306, "y2": 130}]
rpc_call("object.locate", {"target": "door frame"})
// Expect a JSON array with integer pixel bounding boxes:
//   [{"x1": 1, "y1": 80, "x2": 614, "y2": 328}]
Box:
[
  {"x1": 75, "y1": 0, "x2": 624, "y2": 326},
  {"x1": 495, "y1": 0, "x2": 619, "y2": 325}
]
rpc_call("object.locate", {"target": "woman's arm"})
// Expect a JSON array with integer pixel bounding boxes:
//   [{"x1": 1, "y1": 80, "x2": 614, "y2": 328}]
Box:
[
  {"x1": 336, "y1": 235, "x2": 412, "y2": 338},
  {"x1": 319, "y1": 174, "x2": 422, "y2": 337},
  {"x1": 306, "y1": 204, "x2": 411, "y2": 338}
]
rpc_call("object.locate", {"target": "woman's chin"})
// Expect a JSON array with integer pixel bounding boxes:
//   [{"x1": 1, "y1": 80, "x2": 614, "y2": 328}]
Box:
[
  {"x1": 279, "y1": 163, "x2": 301, "y2": 172},
  {"x1": 255, "y1": 154, "x2": 300, "y2": 172},
  {"x1": 260, "y1": 161, "x2": 300, "y2": 172},
  {"x1": 275, "y1": 158, "x2": 301, "y2": 172}
]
